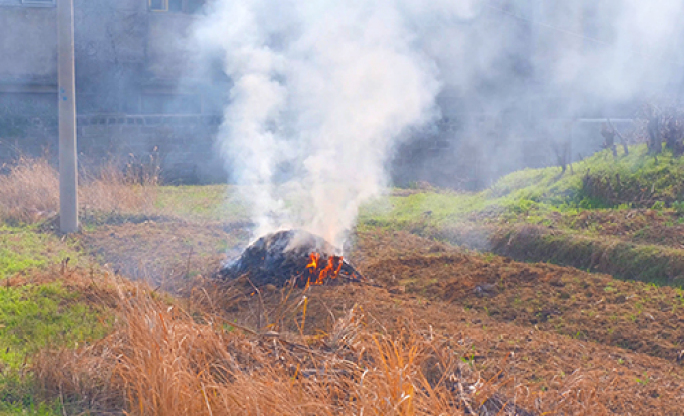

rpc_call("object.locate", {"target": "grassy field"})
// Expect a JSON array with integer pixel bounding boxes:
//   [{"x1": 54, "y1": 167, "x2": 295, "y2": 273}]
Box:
[
  {"x1": 363, "y1": 144, "x2": 684, "y2": 225},
  {"x1": 133, "y1": 144, "x2": 684, "y2": 286},
  {"x1": 2, "y1": 148, "x2": 684, "y2": 414},
  {"x1": 0, "y1": 226, "x2": 83, "y2": 280},
  {"x1": 0, "y1": 230, "x2": 108, "y2": 415}
]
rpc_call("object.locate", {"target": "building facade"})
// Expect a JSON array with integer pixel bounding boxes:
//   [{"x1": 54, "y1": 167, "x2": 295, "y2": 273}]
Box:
[
  {"x1": 0, "y1": 0, "x2": 227, "y2": 183},
  {"x1": 0, "y1": 1, "x2": 657, "y2": 187}
]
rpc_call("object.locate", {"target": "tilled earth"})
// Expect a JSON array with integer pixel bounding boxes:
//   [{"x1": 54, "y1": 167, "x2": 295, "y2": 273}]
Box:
[
  {"x1": 544, "y1": 208, "x2": 684, "y2": 248},
  {"x1": 354, "y1": 229, "x2": 684, "y2": 362},
  {"x1": 79, "y1": 219, "x2": 249, "y2": 286},
  {"x1": 82, "y1": 220, "x2": 684, "y2": 414}
]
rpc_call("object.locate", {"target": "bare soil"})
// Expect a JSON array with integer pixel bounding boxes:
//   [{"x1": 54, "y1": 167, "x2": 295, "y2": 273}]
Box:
[
  {"x1": 354, "y1": 229, "x2": 684, "y2": 362},
  {"x1": 75, "y1": 220, "x2": 684, "y2": 414},
  {"x1": 548, "y1": 209, "x2": 684, "y2": 248},
  {"x1": 79, "y1": 220, "x2": 249, "y2": 286}
]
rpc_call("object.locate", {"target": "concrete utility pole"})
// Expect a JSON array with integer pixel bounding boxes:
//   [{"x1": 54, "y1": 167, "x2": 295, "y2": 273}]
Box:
[{"x1": 57, "y1": 0, "x2": 78, "y2": 233}]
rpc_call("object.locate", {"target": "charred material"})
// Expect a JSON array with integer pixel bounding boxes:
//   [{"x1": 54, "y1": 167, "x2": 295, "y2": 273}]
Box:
[{"x1": 219, "y1": 230, "x2": 364, "y2": 288}]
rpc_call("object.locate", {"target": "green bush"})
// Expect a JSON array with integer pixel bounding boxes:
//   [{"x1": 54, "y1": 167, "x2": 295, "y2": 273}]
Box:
[{"x1": 673, "y1": 201, "x2": 684, "y2": 215}]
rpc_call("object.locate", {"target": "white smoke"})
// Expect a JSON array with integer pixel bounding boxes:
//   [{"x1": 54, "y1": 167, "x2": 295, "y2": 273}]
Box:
[
  {"x1": 192, "y1": 0, "x2": 684, "y2": 247},
  {"x1": 194, "y1": 0, "x2": 440, "y2": 248}
]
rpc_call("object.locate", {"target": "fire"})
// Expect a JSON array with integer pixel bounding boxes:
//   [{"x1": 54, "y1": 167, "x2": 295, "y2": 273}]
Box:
[
  {"x1": 306, "y1": 252, "x2": 320, "y2": 271},
  {"x1": 305, "y1": 252, "x2": 344, "y2": 285}
]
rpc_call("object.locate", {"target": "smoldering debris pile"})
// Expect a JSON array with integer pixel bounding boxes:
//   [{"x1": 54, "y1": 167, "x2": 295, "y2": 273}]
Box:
[{"x1": 219, "y1": 230, "x2": 364, "y2": 288}]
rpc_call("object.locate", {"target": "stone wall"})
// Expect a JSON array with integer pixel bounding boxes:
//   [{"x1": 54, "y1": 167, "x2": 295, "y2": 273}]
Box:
[
  {"x1": 0, "y1": 7, "x2": 57, "y2": 82},
  {"x1": 0, "y1": 113, "x2": 226, "y2": 184},
  {"x1": 0, "y1": 0, "x2": 227, "y2": 183},
  {"x1": 76, "y1": 114, "x2": 225, "y2": 183}
]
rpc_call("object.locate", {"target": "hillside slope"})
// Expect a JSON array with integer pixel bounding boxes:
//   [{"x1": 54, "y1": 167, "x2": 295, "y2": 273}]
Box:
[{"x1": 360, "y1": 145, "x2": 684, "y2": 286}]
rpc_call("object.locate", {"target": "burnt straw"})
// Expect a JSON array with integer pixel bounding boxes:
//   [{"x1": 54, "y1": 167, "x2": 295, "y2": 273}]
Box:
[{"x1": 219, "y1": 230, "x2": 365, "y2": 287}]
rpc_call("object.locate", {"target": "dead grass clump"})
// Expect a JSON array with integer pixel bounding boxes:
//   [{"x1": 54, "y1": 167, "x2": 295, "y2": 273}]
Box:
[
  {"x1": 0, "y1": 157, "x2": 59, "y2": 223},
  {"x1": 80, "y1": 158, "x2": 158, "y2": 216},
  {"x1": 0, "y1": 157, "x2": 159, "y2": 224},
  {"x1": 33, "y1": 272, "x2": 679, "y2": 416},
  {"x1": 33, "y1": 288, "x2": 468, "y2": 416}
]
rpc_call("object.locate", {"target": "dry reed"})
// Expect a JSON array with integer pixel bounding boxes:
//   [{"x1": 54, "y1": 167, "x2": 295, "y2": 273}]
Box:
[
  {"x1": 0, "y1": 157, "x2": 158, "y2": 224},
  {"x1": 33, "y1": 280, "x2": 467, "y2": 416},
  {"x1": 0, "y1": 157, "x2": 59, "y2": 223},
  {"x1": 26, "y1": 267, "x2": 635, "y2": 415}
]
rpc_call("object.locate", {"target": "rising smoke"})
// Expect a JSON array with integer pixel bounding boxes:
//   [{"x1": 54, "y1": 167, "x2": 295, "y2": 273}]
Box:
[
  {"x1": 194, "y1": 0, "x2": 443, "y2": 248},
  {"x1": 192, "y1": 0, "x2": 684, "y2": 248}
]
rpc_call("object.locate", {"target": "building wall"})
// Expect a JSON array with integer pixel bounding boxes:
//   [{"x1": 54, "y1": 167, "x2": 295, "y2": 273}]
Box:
[
  {"x1": 0, "y1": 1, "x2": 636, "y2": 188},
  {"x1": 0, "y1": 6, "x2": 57, "y2": 83},
  {"x1": 0, "y1": 0, "x2": 226, "y2": 183},
  {"x1": 76, "y1": 114, "x2": 225, "y2": 183}
]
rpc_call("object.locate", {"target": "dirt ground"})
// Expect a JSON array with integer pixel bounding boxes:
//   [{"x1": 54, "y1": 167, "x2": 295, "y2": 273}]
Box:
[
  {"x1": 354, "y1": 229, "x2": 684, "y2": 361},
  {"x1": 79, "y1": 219, "x2": 250, "y2": 286},
  {"x1": 78, "y1": 220, "x2": 684, "y2": 414},
  {"x1": 547, "y1": 209, "x2": 684, "y2": 248}
]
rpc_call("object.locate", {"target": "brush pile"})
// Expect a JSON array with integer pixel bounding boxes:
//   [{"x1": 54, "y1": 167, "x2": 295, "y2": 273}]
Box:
[{"x1": 219, "y1": 229, "x2": 364, "y2": 287}]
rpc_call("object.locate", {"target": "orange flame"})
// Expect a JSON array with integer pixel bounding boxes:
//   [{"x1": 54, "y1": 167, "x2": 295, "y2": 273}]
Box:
[
  {"x1": 306, "y1": 252, "x2": 344, "y2": 285},
  {"x1": 306, "y1": 253, "x2": 320, "y2": 271}
]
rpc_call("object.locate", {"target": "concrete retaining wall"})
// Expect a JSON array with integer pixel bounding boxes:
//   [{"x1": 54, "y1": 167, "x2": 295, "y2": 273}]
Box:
[{"x1": 0, "y1": 113, "x2": 226, "y2": 184}]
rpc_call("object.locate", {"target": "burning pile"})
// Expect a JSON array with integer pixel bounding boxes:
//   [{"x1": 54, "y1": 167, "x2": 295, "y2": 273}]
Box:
[{"x1": 219, "y1": 230, "x2": 364, "y2": 288}]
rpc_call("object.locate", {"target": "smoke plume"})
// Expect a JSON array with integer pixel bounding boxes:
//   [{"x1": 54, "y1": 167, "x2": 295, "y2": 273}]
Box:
[
  {"x1": 193, "y1": 0, "x2": 684, "y2": 247},
  {"x1": 194, "y1": 1, "x2": 440, "y2": 248}
]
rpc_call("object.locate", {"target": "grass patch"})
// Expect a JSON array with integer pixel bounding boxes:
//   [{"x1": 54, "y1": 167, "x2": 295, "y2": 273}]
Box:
[
  {"x1": 495, "y1": 228, "x2": 684, "y2": 286},
  {"x1": 360, "y1": 191, "x2": 486, "y2": 227},
  {"x1": 0, "y1": 401, "x2": 59, "y2": 416},
  {"x1": 0, "y1": 221, "x2": 106, "y2": 414},
  {"x1": 0, "y1": 282, "x2": 109, "y2": 414},
  {"x1": 432, "y1": 224, "x2": 684, "y2": 287},
  {"x1": 0, "y1": 283, "x2": 108, "y2": 367},
  {"x1": 0, "y1": 226, "x2": 82, "y2": 280},
  {"x1": 486, "y1": 144, "x2": 684, "y2": 210},
  {"x1": 361, "y1": 144, "x2": 684, "y2": 229},
  {"x1": 155, "y1": 185, "x2": 248, "y2": 221}
]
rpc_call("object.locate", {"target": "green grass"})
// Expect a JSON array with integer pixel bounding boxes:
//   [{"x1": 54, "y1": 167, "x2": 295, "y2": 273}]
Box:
[
  {"x1": 0, "y1": 282, "x2": 109, "y2": 414},
  {"x1": 0, "y1": 402, "x2": 59, "y2": 416},
  {"x1": 490, "y1": 225, "x2": 684, "y2": 287},
  {"x1": 483, "y1": 143, "x2": 684, "y2": 212},
  {"x1": 155, "y1": 185, "x2": 249, "y2": 221},
  {"x1": 152, "y1": 146, "x2": 684, "y2": 227},
  {"x1": 0, "y1": 224, "x2": 107, "y2": 414},
  {"x1": 0, "y1": 283, "x2": 109, "y2": 368},
  {"x1": 0, "y1": 226, "x2": 83, "y2": 280},
  {"x1": 359, "y1": 144, "x2": 684, "y2": 228},
  {"x1": 359, "y1": 192, "x2": 486, "y2": 227}
]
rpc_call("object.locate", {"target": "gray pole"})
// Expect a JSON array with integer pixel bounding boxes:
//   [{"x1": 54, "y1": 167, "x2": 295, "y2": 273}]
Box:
[{"x1": 57, "y1": 0, "x2": 78, "y2": 233}]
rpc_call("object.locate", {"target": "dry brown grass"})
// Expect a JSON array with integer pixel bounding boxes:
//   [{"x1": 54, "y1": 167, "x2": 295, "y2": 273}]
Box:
[
  {"x1": 0, "y1": 157, "x2": 60, "y2": 223},
  {"x1": 10, "y1": 171, "x2": 684, "y2": 414},
  {"x1": 0, "y1": 157, "x2": 158, "y2": 224},
  {"x1": 33, "y1": 280, "x2": 466, "y2": 416},
  {"x1": 27, "y1": 263, "x2": 684, "y2": 415},
  {"x1": 80, "y1": 158, "x2": 159, "y2": 217}
]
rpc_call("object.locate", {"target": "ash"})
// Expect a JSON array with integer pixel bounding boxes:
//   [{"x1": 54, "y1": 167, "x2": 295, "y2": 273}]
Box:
[{"x1": 219, "y1": 230, "x2": 364, "y2": 287}]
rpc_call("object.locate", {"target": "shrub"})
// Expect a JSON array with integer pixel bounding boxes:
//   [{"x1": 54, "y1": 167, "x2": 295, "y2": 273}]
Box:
[{"x1": 673, "y1": 201, "x2": 684, "y2": 215}]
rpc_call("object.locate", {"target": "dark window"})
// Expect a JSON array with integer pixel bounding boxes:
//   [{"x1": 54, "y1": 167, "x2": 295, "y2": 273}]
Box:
[
  {"x1": 141, "y1": 93, "x2": 202, "y2": 115},
  {"x1": 148, "y1": 0, "x2": 205, "y2": 14},
  {"x1": 186, "y1": 0, "x2": 204, "y2": 14},
  {"x1": 20, "y1": 0, "x2": 55, "y2": 5},
  {"x1": 149, "y1": 0, "x2": 165, "y2": 11},
  {"x1": 168, "y1": 0, "x2": 182, "y2": 12}
]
